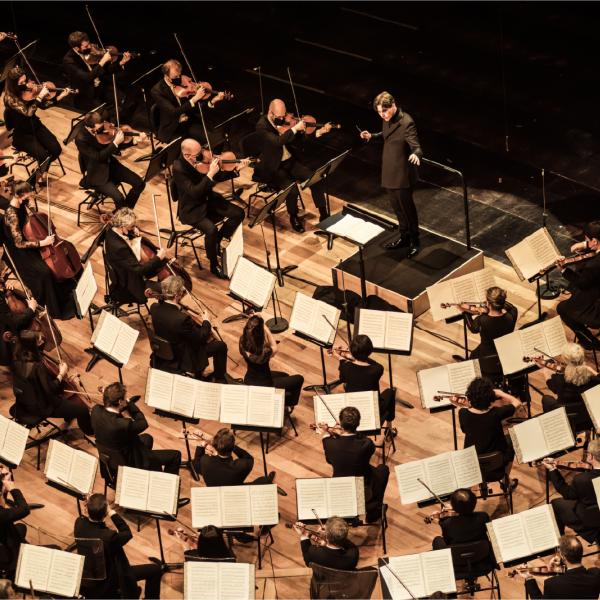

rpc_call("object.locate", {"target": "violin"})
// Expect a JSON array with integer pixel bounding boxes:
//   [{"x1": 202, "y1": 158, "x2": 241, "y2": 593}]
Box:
[
  {"x1": 540, "y1": 250, "x2": 597, "y2": 276},
  {"x1": 423, "y1": 507, "x2": 459, "y2": 524},
  {"x1": 83, "y1": 44, "x2": 140, "y2": 65},
  {"x1": 440, "y1": 301, "x2": 487, "y2": 310},
  {"x1": 508, "y1": 554, "x2": 565, "y2": 578},
  {"x1": 172, "y1": 75, "x2": 233, "y2": 101},
  {"x1": 20, "y1": 80, "x2": 78, "y2": 102},
  {"x1": 309, "y1": 422, "x2": 344, "y2": 436},
  {"x1": 168, "y1": 527, "x2": 198, "y2": 545},
  {"x1": 276, "y1": 113, "x2": 341, "y2": 136},
  {"x1": 22, "y1": 205, "x2": 82, "y2": 282},
  {"x1": 432, "y1": 392, "x2": 470, "y2": 408},
  {"x1": 285, "y1": 522, "x2": 327, "y2": 546},
  {"x1": 523, "y1": 354, "x2": 565, "y2": 373},
  {"x1": 534, "y1": 456, "x2": 594, "y2": 472},
  {"x1": 93, "y1": 121, "x2": 146, "y2": 146},
  {"x1": 193, "y1": 148, "x2": 254, "y2": 175},
  {"x1": 326, "y1": 345, "x2": 354, "y2": 360}
]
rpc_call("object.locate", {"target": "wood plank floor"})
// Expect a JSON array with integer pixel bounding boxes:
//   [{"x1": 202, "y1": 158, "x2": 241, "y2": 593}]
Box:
[{"x1": 1, "y1": 103, "x2": 598, "y2": 599}]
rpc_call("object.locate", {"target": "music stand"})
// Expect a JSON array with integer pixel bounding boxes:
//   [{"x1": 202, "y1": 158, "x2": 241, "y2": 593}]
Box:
[
  {"x1": 143, "y1": 136, "x2": 182, "y2": 182},
  {"x1": 63, "y1": 103, "x2": 107, "y2": 146},
  {"x1": 249, "y1": 182, "x2": 298, "y2": 287},
  {"x1": 130, "y1": 63, "x2": 163, "y2": 160}
]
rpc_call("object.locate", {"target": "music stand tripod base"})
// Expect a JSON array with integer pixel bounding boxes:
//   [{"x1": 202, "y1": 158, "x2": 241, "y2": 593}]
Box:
[{"x1": 266, "y1": 315, "x2": 288, "y2": 333}]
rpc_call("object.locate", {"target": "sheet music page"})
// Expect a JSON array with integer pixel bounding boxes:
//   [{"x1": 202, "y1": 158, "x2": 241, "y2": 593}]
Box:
[
  {"x1": 296, "y1": 478, "x2": 329, "y2": 520},
  {"x1": 495, "y1": 331, "x2": 528, "y2": 375},
  {"x1": 540, "y1": 407, "x2": 574, "y2": 455},
  {"x1": 424, "y1": 453, "x2": 457, "y2": 497},
  {"x1": 528, "y1": 228, "x2": 560, "y2": 272},
  {"x1": 109, "y1": 320, "x2": 139, "y2": 365},
  {"x1": 0, "y1": 418, "x2": 28, "y2": 466},
  {"x1": 417, "y1": 365, "x2": 452, "y2": 409},
  {"x1": 451, "y1": 277, "x2": 478, "y2": 304},
  {"x1": 191, "y1": 486, "x2": 222, "y2": 528},
  {"x1": 385, "y1": 312, "x2": 413, "y2": 352},
  {"x1": 448, "y1": 360, "x2": 479, "y2": 394},
  {"x1": 74, "y1": 261, "x2": 98, "y2": 317},
  {"x1": 249, "y1": 484, "x2": 279, "y2": 525},
  {"x1": 421, "y1": 549, "x2": 457, "y2": 595},
  {"x1": 171, "y1": 374, "x2": 196, "y2": 418},
  {"x1": 219, "y1": 385, "x2": 249, "y2": 425},
  {"x1": 90, "y1": 308, "x2": 107, "y2": 345},
  {"x1": 46, "y1": 550, "x2": 84, "y2": 598},
  {"x1": 505, "y1": 237, "x2": 535, "y2": 280},
  {"x1": 116, "y1": 466, "x2": 149, "y2": 511},
  {"x1": 223, "y1": 223, "x2": 244, "y2": 279},
  {"x1": 194, "y1": 380, "x2": 221, "y2": 421},
  {"x1": 290, "y1": 292, "x2": 316, "y2": 338},
  {"x1": 519, "y1": 324, "x2": 549, "y2": 357},
  {"x1": 427, "y1": 279, "x2": 459, "y2": 322},
  {"x1": 147, "y1": 471, "x2": 179, "y2": 515},
  {"x1": 451, "y1": 446, "x2": 483, "y2": 488},
  {"x1": 582, "y1": 384, "x2": 600, "y2": 431},
  {"x1": 247, "y1": 263, "x2": 276, "y2": 310},
  {"x1": 313, "y1": 393, "x2": 344, "y2": 428},
  {"x1": 320, "y1": 302, "x2": 341, "y2": 345},
  {"x1": 509, "y1": 419, "x2": 546, "y2": 463},
  {"x1": 220, "y1": 563, "x2": 253, "y2": 600},
  {"x1": 145, "y1": 368, "x2": 174, "y2": 412},
  {"x1": 344, "y1": 391, "x2": 379, "y2": 431},
  {"x1": 0, "y1": 415, "x2": 8, "y2": 452},
  {"x1": 381, "y1": 555, "x2": 426, "y2": 600},
  {"x1": 272, "y1": 389, "x2": 285, "y2": 428},
  {"x1": 395, "y1": 460, "x2": 429, "y2": 504},
  {"x1": 229, "y1": 255, "x2": 252, "y2": 302},
  {"x1": 543, "y1": 316, "x2": 568, "y2": 357},
  {"x1": 184, "y1": 562, "x2": 218, "y2": 600},
  {"x1": 522, "y1": 505, "x2": 560, "y2": 555},
  {"x1": 91, "y1": 310, "x2": 119, "y2": 355},
  {"x1": 69, "y1": 450, "x2": 98, "y2": 496},
  {"x1": 356, "y1": 308, "x2": 386, "y2": 348},
  {"x1": 246, "y1": 386, "x2": 276, "y2": 428},
  {"x1": 327, "y1": 477, "x2": 359, "y2": 517},
  {"x1": 355, "y1": 476, "x2": 366, "y2": 515},
  {"x1": 473, "y1": 269, "x2": 496, "y2": 298},
  {"x1": 326, "y1": 214, "x2": 384, "y2": 245},
  {"x1": 44, "y1": 439, "x2": 73, "y2": 487},
  {"x1": 15, "y1": 544, "x2": 52, "y2": 592},
  {"x1": 488, "y1": 513, "x2": 531, "y2": 563},
  {"x1": 221, "y1": 485, "x2": 252, "y2": 527}
]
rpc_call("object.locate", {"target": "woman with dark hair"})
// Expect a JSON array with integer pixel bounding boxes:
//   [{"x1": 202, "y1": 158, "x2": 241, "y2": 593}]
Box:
[
  {"x1": 458, "y1": 377, "x2": 521, "y2": 486},
  {"x1": 1, "y1": 181, "x2": 77, "y2": 319},
  {"x1": 2, "y1": 66, "x2": 73, "y2": 184},
  {"x1": 239, "y1": 315, "x2": 304, "y2": 409},
  {"x1": 330, "y1": 334, "x2": 396, "y2": 428},
  {"x1": 182, "y1": 525, "x2": 235, "y2": 561}
]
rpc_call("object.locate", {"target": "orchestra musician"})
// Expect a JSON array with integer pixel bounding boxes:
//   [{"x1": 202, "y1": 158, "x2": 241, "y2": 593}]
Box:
[
  {"x1": 541, "y1": 438, "x2": 600, "y2": 543},
  {"x1": 74, "y1": 493, "x2": 164, "y2": 599},
  {"x1": 238, "y1": 314, "x2": 304, "y2": 410},
  {"x1": 318, "y1": 406, "x2": 389, "y2": 523},
  {"x1": 10, "y1": 330, "x2": 93, "y2": 435},
  {"x1": 254, "y1": 99, "x2": 330, "y2": 233},
  {"x1": 541, "y1": 342, "x2": 599, "y2": 432},
  {"x1": 458, "y1": 377, "x2": 521, "y2": 489},
  {"x1": 75, "y1": 112, "x2": 145, "y2": 210},
  {"x1": 172, "y1": 138, "x2": 245, "y2": 279},
  {"x1": 149, "y1": 276, "x2": 228, "y2": 383},
  {"x1": 1, "y1": 181, "x2": 78, "y2": 320},
  {"x1": 329, "y1": 334, "x2": 396, "y2": 429},
  {"x1": 293, "y1": 516, "x2": 359, "y2": 570},
  {"x1": 172, "y1": 524, "x2": 235, "y2": 561},
  {"x1": 103, "y1": 207, "x2": 166, "y2": 304},
  {"x1": 518, "y1": 534, "x2": 600, "y2": 599},
  {"x1": 360, "y1": 91, "x2": 422, "y2": 256},
  {"x1": 556, "y1": 221, "x2": 600, "y2": 349},
  {"x1": 0, "y1": 276, "x2": 36, "y2": 365},
  {"x1": 2, "y1": 66, "x2": 73, "y2": 185}
]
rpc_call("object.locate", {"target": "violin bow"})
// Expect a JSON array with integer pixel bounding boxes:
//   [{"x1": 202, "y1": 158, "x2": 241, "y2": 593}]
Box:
[
  {"x1": 151, "y1": 194, "x2": 163, "y2": 251},
  {"x1": 11, "y1": 35, "x2": 41, "y2": 86},
  {"x1": 311, "y1": 508, "x2": 324, "y2": 529},
  {"x1": 416, "y1": 477, "x2": 446, "y2": 510},
  {"x1": 1, "y1": 244, "x2": 32, "y2": 301},
  {"x1": 286, "y1": 67, "x2": 302, "y2": 122},
  {"x1": 321, "y1": 313, "x2": 348, "y2": 347},
  {"x1": 313, "y1": 388, "x2": 338, "y2": 424}
]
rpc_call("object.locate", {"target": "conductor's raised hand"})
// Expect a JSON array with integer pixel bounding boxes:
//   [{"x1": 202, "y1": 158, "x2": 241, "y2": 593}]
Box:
[
  {"x1": 408, "y1": 153, "x2": 421, "y2": 166},
  {"x1": 360, "y1": 130, "x2": 372, "y2": 141}
]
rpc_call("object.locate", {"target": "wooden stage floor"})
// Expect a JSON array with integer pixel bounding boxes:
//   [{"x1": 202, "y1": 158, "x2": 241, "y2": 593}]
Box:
[{"x1": 1, "y1": 104, "x2": 597, "y2": 599}]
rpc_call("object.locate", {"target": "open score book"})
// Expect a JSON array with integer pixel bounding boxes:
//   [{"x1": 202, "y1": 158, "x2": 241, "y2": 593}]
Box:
[
  {"x1": 355, "y1": 308, "x2": 413, "y2": 352},
  {"x1": 417, "y1": 360, "x2": 481, "y2": 409},
  {"x1": 290, "y1": 292, "x2": 341, "y2": 345},
  {"x1": 505, "y1": 227, "x2": 562, "y2": 281},
  {"x1": 0, "y1": 414, "x2": 29, "y2": 466},
  {"x1": 582, "y1": 384, "x2": 600, "y2": 431},
  {"x1": 44, "y1": 439, "x2": 98, "y2": 496},
  {"x1": 90, "y1": 310, "x2": 139, "y2": 365},
  {"x1": 296, "y1": 476, "x2": 366, "y2": 520},
  {"x1": 116, "y1": 466, "x2": 180, "y2": 516},
  {"x1": 184, "y1": 561, "x2": 255, "y2": 600},
  {"x1": 229, "y1": 255, "x2": 276, "y2": 310},
  {"x1": 313, "y1": 391, "x2": 380, "y2": 432}
]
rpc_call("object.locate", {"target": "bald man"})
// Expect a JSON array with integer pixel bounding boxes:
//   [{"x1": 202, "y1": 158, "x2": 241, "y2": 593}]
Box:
[
  {"x1": 172, "y1": 139, "x2": 246, "y2": 278},
  {"x1": 254, "y1": 99, "x2": 329, "y2": 233}
]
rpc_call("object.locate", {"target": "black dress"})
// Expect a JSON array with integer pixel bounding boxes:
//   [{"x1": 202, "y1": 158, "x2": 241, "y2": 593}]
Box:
[
  {"x1": 465, "y1": 303, "x2": 518, "y2": 358},
  {"x1": 1, "y1": 205, "x2": 77, "y2": 319}
]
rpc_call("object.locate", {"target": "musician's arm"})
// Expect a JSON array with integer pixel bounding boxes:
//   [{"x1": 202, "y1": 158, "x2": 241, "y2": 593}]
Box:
[
  {"x1": 151, "y1": 86, "x2": 193, "y2": 118},
  {"x1": 0, "y1": 489, "x2": 31, "y2": 524},
  {"x1": 108, "y1": 512, "x2": 133, "y2": 547},
  {"x1": 181, "y1": 314, "x2": 211, "y2": 345},
  {"x1": 232, "y1": 446, "x2": 254, "y2": 480},
  {"x1": 126, "y1": 401, "x2": 149, "y2": 436},
  {"x1": 493, "y1": 389, "x2": 521, "y2": 409},
  {"x1": 523, "y1": 577, "x2": 543, "y2": 599},
  {"x1": 464, "y1": 312, "x2": 480, "y2": 333},
  {"x1": 257, "y1": 120, "x2": 297, "y2": 147},
  {"x1": 36, "y1": 362, "x2": 65, "y2": 395},
  {"x1": 76, "y1": 135, "x2": 120, "y2": 162},
  {"x1": 5, "y1": 208, "x2": 40, "y2": 249},
  {"x1": 405, "y1": 118, "x2": 423, "y2": 158},
  {"x1": 548, "y1": 469, "x2": 577, "y2": 500},
  {"x1": 63, "y1": 56, "x2": 104, "y2": 85},
  {"x1": 562, "y1": 262, "x2": 600, "y2": 290},
  {"x1": 300, "y1": 538, "x2": 317, "y2": 566}
]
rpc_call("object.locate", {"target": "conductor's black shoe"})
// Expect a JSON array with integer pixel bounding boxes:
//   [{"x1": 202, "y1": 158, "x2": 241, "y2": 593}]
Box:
[
  {"x1": 383, "y1": 233, "x2": 409, "y2": 249},
  {"x1": 210, "y1": 265, "x2": 228, "y2": 279},
  {"x1": 290, "y1": 215, "x2": 305, "y2": 233},
  {"x1": 407, "y1": 240, "x2": 420, "y2": 258},
  {"x1": 177, "y1": 497, "x2": 190, "y2": 509}
]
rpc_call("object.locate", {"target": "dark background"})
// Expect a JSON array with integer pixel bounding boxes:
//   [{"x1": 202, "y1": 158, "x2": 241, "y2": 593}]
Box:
[{"x1": 3, "y1": 1, "x2": 599, "y2": 262}]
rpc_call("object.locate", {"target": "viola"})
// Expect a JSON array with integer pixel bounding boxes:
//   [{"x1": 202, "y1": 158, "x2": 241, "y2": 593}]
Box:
[
  {"x1": 432, "y1": 392, "x2": 470, "y2": 408},
  {"x1": 508, "y1": 555, "x2": 565, "y2": 578},
  {"x1": 138, "y1": 235, "x2": 193, "y2": 292},
  {"x1": 22, "y1": 208, "x2": 82, "y2": 282},
  {"x1": 20, "y1": 81, "x2": 78, "y2": 102},
  {"x1": 309, "y1": 422, "x2": 344, "y2": 436},
  {"x1": 83, "y1": 44, "x2": 140, "y2": 65},
  {"x1": 534, "y1": 457, "x2": 594, "y2": 472},
  {"x1": 195, "y1": 81, "x2": 233, "y2": 102},
  {"x1": 168, "y1": 527, "x2": 198, "y2": 545},
  {"x1": 193, "y1": 148, "x2": 254, "y2": 175},
  {"x1": 440, "y1": 301, "x2": 487, "y2": 310},
  {"x1": 423, "y1": 508, "x2": 459, "y2": 524},
  {"x1": 523, "y1": 354, "x2": 565, "y2": 373},
  {"x1": 540, "y1": 250, "x2": 597, "y2": 276},
  {"x1": 276, "y1": 113, "x2": 341, "y2": 136},
  {"x1": 94, "y1": 122, "x2": 145, "y2": 145},
  {"x1": 285, "y1": 522, "x2": 327, "y2": 546}
]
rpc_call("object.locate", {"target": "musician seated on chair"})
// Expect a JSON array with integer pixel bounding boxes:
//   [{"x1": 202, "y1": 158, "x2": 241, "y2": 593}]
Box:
[
  {"x1": 541, "y1": 438, "x2": 600, "y2": 543},
  {"x1": 150, "y1": 275, "x2": 228, "y2": 382},
  {"x1": 293, "y1": 516, "x2": 358, "y2": 570},
  {"x1": 104, "y1": 207, "x2": 166, "y2": 304},
  {"x1": 0, "y1": 274, "x2": 36, "y2": 366},
  {"x1": 172, "y1": 138, "x2": 246, "y2": 279},
  {"x1": 542, "y1": 342, "x2": 600, "y2": 433},
  {"x1": 518, "y1": 534, "x2": 600, "y2": 600},
  {"x1": 317, "y1": 407, "x2": 389, "y2": 524}
]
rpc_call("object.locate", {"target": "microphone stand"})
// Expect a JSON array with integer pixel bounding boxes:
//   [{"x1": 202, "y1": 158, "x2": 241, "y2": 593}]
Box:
[{"x1": 538, "y1": 168, "x2": 561, "y2": 299}]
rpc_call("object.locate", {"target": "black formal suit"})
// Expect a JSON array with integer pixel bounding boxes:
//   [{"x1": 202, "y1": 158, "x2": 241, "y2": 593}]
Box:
[
  {"x1": 549, "y1": 468, "x2": 600, "y2": 542},
  {"x1": 62, "y1": 48, "x2": 107, "y2": 111},
  {"x1": 75, "y1": 127, "x2": 145, "y2": 209},
  {"x1": 254, "y1": 115, "x2": 327, "y2": 217},
  {"x1": 525, "y1": 565, "x2": 600, "y2": 599},
  {"x1": 300, "y1": 539, "x2": 359, "y2": 570},
  {"x1": 372, "y1": 109, "x2": 422, "y2": 240},
  {"x1": 0, "y1": 489, "x2": 30, "y2": 575},
  {"x1": 193, "y1": 444, "x2": 254, "y2": 486},
  {"x1": 91, "y1": 402, "x2": 181, "y2": 474},
  {"x1": 74, "y1": 513, "x2": 162, "y2": 599},
  {"x1": 150, "y1": 300, "x2": 227, "y2": 380},
  {"x1": 104, "y1": 228, "x2": 164, "y2": 304},
  {"x1": 322, "y1": 435, "x2": 389, "y2": 523},
  {"x1": 0, "y1": 295, "x2": 33, "y2": 365},
  {"x1": 557, "y1": 252, "x2": 600, "y2": 334},
  {"x1": 172, "y1": 156, "x2": 244, "y2": 267}
]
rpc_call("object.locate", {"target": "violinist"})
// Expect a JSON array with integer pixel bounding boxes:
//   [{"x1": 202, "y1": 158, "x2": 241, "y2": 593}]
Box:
[
  {"x1": 0, "y1": 275, "x2": 36, "y2": 366},
  {"x1": 171, "y1": 524, "x2": 235, "y2": 561},
  {"x1": 2, "y1": 66, "x2": 73, "y2": 186},
  {"x1": 541, "y1": 342, "x2": 599, "y2": 432},
  {"x1": 518, "y1": 534, "x2": 600, "y2": 599},
  {"x1": 149, "y1": 275, "x2": 228, "y2": 383},
  {"x1": 1, "y1": 181, "x2": 77, "y2": 320},
  {"x1": 330, "y1": 334, "x2": 396, "y2": 429},
  {"x1": 319, "y1": 406, "x2": 389, "y2": 523},
  {"x1": 293, "y1": 516, "x2": 358, "y2": 570},
  {"x1": 103, "y1": 207, "x2": 166, "y2": 304},
  {"x1": 556, "y1": 221, "x2": 600, "y2": 350},
  {"x1": 254, "y1": 99, "x2": 330, "y2": 233},
  {"x1": 75, "y1": 111, "x2": 145, "y2": 210},
  {"x1": 10, "y1": 330, "x2": 93, "y2": 436},
  {"x1": 172, "y1": 138, "x2": 245, "y2": 279},
  {"x1": 541, "y1": 439, "x2": 600, "y2": 543}
]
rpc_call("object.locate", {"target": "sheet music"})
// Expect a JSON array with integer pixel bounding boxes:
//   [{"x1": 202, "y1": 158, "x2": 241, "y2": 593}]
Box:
[
  {"x1": 357, "y1": 309, "x2": 386, "y2": 348},
  {"x1": 93, "y1": 311, "x2": 138, "y2": 365},
  {"x1": 494, "y1": 330, "x2": 529, "y2": 375},
  {"x1": 272, "y1": 389, "x2": 285, "y2": 429},
  {"x1": 519, "y1": 326, "x2": 549, "y2": 357},
  {"x1": 447, "y1": 360, "x2": 479, "y2": 394},
  {"x1": 0, "y1": 416, "x2": 8, "y2": 457},
  {"x1": 74, "y1": 261, "x2": 97, "y2": 317},
  {"x1": 191, "y1": 486, "x2": 222, "y2": 528},
  {"x1": 506, "y1": 228, "x2": 560, "y2": 280},
  {"x1": 313, "y1": 391, "x2": 378, "y2": 431},
  {"x1": 69, "y1": 450, "x2": 97, "y2": 495},
  {"x1": 593, "y1": 477, "x2": 600, "y2": 506},
  {"x1": 46, "y1": 550, "x2": 84, "y2": 597},
  {"x1": 145, "y1": 368, "x2": 174, "y2": 412},
  {"x1": 109, "y1": 320, "x2": 138, "y2": 365},
  {"x1": 146, "y1": 471, "x2": 179, "y2": 515},
  {"x1": 424, "y1": 453, "x2": 456, "y2": 497},
  {"x1": 220, "y1": 563, "x2": 253, "y2": 600},
  {"x1": 385, "y1": 312, "x2": 413, "y2": 352},
  {"x1": 473, "y1": 269, "x2": 496, "y2": 297},
  {"x1": 522, "y1": 505, "x2": 560, "y2": 555},
  {"x1": 528, "y1": 228, "x2": 560, "y2": 271},
  {"x1": 539, "y1": 408, "x2": 574, "y2": 455},
  {"x1": 0, "y1": 416, "x2": 28, "y2": 466},
  {"x1": 116, "y1": 466, "x2": 149, "y2": 511},
  {"x1": 194, "y1": 380, "x2": 221, "y2": 421},
  {"x1": 185, "y1": 562, "x2": 218, "y2": 600},
  {"x1": 249, "y1": 485, "x2": 279, "y2": 525},
  {"x1": 451, "y1": 446, "x2": 482, "y2": 489},
  {"x1": 220, "y1": 385, "x2": 249, "y2": 425},
  {"x1": 451, "y1": 278, "x2": 477, "y2": 303},
  {"x1": 221, "y1": 485, "x2": 252, "y2": 527},
  {"x1": 326, "y1": 213, "x2": 385, "y2": 245},
  {"x1": 223, "y1": 224, "x2": 244, "y2": 279},
  {"x1": 355, "y1": 476, "x2": 366, "y2": 516},
  {"x1": 396, "y1": 460, "x2": 429, "y2": 504},
  {"x1": 582, "y1": 384, "x2": 600, "y2": 431},
  {"x1": 246, "y1": 386, "x2": 277, "y2": 428},
  {"x1": 486, "y1": 514, "x2": 530, "y2": 563},
  {"x1": 296, "y1": 478, "x2": 329, "y2": 521},
  {"x1": 45, "y1": 439, "x2": 74, "y2": 487},
  {"x1": 171, "y1": 374, "x2": 197, "y2": 418},
  {"x1": 543, "y1": 317, "x2": 568, "y2": 356},
  {"x1": 422, "y1": 549, "x2": 457, "y2": 595},
  {"x1": 290, "y1": 292, "x2": 340, "y2": 344},
  {"x1": 327, "y1": 477, "x2": 359, "y2": 517},
  {"x1": 417, "y1": 365, "x2": 452, "y2": 409},
  {"x1": 509, "y1": 418, "x2": 547, "y2": 464},
  {"x1": 229, "y1": 256, "x2": 276, "y2": 310},
  {"x1": 381, "y1": 555, "x2": 425, "y2": 600},
  {"x1": 15, "y1": 544, "x2": 51, "y2": 592}
]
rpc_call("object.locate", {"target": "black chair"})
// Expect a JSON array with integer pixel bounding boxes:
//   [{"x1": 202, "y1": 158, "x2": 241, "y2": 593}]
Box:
[
  {"x1": 477, "y1": 450, "x2": 514, "y2": 514},
  {"x1": 149, "y1": 332, "x2": 179, "y2": 374},
  {"x1": 575, "y1": 329, "x2": 600, "y2": 370},
  {"x1": 149, "y1": 104, "x2": 161, "y2": 139},
  {"x1": 450, "y1": 539, "x2": 501, "y2": 596},
  {"x1": 309, "y1": 564, "x2": 378, "y2": 600},
  {"x1": 96, "y1": 449, "x2": 119, "y2": 496},
  {"x1": 76, "y1": 155, "x2": 118, "y2": 226}
]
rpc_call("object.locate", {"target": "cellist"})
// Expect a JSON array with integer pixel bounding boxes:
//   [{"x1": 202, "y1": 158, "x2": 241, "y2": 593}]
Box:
[{"x1": 1, "y1": 181, "x2": 77, "y2": 320}]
